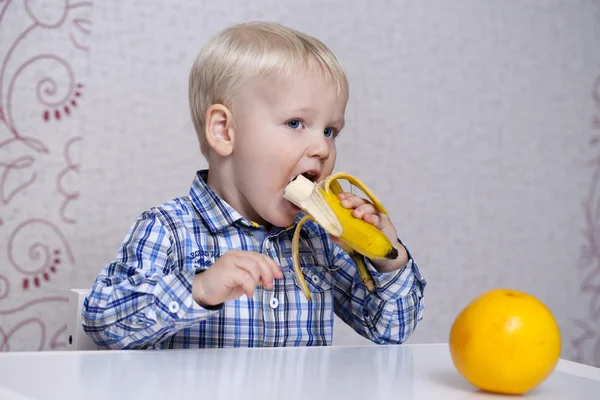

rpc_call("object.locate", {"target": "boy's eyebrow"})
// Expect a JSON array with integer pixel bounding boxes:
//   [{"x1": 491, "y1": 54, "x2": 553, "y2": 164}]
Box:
[
  {"x1": 333, "y1": 118, "x2": 345, "y2": 129},
  {"x1": 329, "y1": 118, "x2": 345, "y2": 130},
  {"x1": 285, "y1": 106, "x2": 317, "y2": 114}
]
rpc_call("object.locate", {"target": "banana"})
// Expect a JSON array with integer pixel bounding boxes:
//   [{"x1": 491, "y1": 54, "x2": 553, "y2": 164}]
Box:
[
  {"x1": 327, "y1": 179, "x2": 376, "y2": 294},
  {"x1": 283, "y1": 172, "x2": 398, "y2": 301}
]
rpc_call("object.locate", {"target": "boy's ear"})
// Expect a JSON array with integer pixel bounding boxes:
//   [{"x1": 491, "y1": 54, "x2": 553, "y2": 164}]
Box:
[{"x1": 204, "y1": 104, "x2": 234, "y2": 156}]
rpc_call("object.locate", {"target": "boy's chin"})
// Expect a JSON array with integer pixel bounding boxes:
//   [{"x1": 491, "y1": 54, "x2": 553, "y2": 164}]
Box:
[
  {"x1": 270, "y1": 215, "x2": 297, "y2": 229},
  {"x1": 264, "y1": 209, "x2": 299, "y2": 229}
]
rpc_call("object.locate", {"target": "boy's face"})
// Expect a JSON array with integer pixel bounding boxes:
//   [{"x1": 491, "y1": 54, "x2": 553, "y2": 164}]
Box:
[{"x1": 229, "y1": 69, "x2": 346, "y2": 229}]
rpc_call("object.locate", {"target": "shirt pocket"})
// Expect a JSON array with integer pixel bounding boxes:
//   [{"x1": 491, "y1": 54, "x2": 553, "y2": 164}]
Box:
[{"x1": 279, "y1": 248, "x2": 333, "y2": 294}]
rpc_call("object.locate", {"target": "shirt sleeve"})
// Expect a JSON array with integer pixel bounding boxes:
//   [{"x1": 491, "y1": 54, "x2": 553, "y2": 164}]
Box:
[
  {"x1": 81, "y1": 210, "x2": 222, "y2": 349},
  {"x1": 328, "y1": 237, "x2": 426, "y2": 344}
]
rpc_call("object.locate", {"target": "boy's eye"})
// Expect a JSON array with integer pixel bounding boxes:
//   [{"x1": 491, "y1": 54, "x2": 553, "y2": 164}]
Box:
[
  {"x1": 324, "y1": 128, "x2": 335, "y2": 138},
  {"x1": 287, "y1": 120, "x2": 303, "y2": 129}
]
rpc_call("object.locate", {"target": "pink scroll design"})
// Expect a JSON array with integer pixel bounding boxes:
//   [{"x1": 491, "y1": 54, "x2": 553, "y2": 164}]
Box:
[
  {"x1": 0, "y1": 0, "x2": 93, "y2": 351},
  {"x1": 0, "y1": 296, "x2": 68, "y2": 351},
  {"x1": 0, "y1": 275, "x2": 9, "y2": 301},
  {"x1": 57, "y1": 136, "x2": 81, "y2": 224},
  {"x1": 7, "y1": 218, "x2": 75, "y2": 289},
  {"x1": 574, "y1": 75, "x2": 600, "y2": 367},
  {"x1": 2, "y1": 52, "x2": 77, "y2": 153},
  {"x1": 0, "y1": 318, "x2": 46, "y2": 352},
  {"x1": 0, "y1": 1, "x2": 91, "y2": 202},
  {"x1": 0, "y1": 155, "x2": 36, "y2": 205}
]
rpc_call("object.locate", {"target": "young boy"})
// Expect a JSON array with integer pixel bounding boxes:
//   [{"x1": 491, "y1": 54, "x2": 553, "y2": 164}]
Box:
[{"x1": 82, "y1": 21, "x2": 426, "y2": 349}]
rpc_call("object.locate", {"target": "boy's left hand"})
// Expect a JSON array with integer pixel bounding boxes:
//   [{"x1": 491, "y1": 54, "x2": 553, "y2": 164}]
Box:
[{"x1": 332, "y1": 192, "x2": 409, "y2": 273}]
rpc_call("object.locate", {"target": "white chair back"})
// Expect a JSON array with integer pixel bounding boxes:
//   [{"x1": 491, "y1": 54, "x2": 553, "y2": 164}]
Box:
[{"x1": 66, "y1": 289, "x2": 100, "y2": 350}]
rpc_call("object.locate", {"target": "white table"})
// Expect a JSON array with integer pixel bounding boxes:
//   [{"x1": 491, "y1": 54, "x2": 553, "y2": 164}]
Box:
[{"x1": 0, "y1": 343, "x2": 598, "y2": 399}]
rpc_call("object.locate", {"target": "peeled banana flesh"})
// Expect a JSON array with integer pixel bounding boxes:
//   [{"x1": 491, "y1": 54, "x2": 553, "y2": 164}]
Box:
[{"x1": 283, "y1": 172, "x2": 398, "y2": 301}]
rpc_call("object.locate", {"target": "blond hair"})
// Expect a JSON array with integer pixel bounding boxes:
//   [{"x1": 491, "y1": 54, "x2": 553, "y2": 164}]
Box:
[{"x1": 188, "y1": 21, "x2": 349, "y2": 157}]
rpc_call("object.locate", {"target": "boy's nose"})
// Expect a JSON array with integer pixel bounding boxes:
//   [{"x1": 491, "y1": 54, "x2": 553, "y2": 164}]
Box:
[{"x1": 307, "y1": 134, "x2": 330, "y2": 161}]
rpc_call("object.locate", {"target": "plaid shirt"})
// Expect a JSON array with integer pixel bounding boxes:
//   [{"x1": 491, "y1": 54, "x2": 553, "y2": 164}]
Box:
[{"x1": 82, "y1": 170, "x2": 426, "y2": 349}]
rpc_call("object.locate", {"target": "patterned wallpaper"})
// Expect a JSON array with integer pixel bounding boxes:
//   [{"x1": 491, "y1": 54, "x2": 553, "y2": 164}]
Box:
[
  {"x1": 0, "y1": 0, "x2": 93, "y2": 351},
  {"x1": 1, "y1": 0, "x2": 600, "y2": 369}
]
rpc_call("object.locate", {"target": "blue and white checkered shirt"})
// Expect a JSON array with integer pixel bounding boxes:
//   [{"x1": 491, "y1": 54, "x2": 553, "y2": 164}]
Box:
[{"x1": 82, "y1": 170, "x2": 426, "y2": 349}]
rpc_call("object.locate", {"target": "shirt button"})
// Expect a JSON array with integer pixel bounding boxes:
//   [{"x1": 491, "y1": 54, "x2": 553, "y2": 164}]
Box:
[
  {"x1": 269, "y1": 297, "x2": 279, "y2": 309},
  {"x1": 168, "y1": 301, "x2": 180, "y2": 314},
  {"x1": 311, "y1": 275, "x2": 320, "y2": 284}
]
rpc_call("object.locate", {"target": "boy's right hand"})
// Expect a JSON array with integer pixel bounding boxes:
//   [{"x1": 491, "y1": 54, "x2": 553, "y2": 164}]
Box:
[{"x1": 192, "y1": 250, "x2": 283, "y2": 307}]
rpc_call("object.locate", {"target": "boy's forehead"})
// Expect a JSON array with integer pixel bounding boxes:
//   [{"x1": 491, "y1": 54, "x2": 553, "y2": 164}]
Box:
[{"x1": 242, "y1": 72, "x2": 347, "y2": 111}]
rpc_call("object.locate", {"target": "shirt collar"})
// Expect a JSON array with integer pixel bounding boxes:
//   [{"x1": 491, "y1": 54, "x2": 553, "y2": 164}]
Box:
[{"x1": 189, "y1": 169, "x2": 252, "y2": 233}]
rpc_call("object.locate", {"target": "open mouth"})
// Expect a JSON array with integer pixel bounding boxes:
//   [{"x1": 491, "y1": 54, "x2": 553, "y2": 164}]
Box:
[
  {"x1": 295, "y1": 170, "x2": 320, "y2": 183},
  {"x1": 302, "y1": 171, "x2": 317, "y2": 181}
]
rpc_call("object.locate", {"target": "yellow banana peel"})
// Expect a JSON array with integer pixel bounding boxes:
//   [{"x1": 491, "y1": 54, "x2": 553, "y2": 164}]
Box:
[{"x1": 283, "y1": 172, "x2": 397, "y2": 301}]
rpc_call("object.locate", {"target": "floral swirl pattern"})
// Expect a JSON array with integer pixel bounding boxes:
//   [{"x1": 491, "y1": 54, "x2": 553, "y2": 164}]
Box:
[
  {"x1": 7, "y1": 218, "x2": 75, "y2": 287},
  {"x1": 0, "y1": 297, "x2": 68, "y2": 351},
  {"x1": 57, "y1": 136, "x2": 81, "y2": 224},
  {"x1": 0, "y1": 0, "x2": 93, "y2": 351}
]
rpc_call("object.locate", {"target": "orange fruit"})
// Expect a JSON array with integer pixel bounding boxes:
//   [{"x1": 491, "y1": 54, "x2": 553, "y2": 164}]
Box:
[{"x1": 449, "y1": 288, "x2": 561, "y2": 395}]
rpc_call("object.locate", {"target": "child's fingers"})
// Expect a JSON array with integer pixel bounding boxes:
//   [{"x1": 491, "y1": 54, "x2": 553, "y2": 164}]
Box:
[
  {"x1": 234, "y1": 257, "x2": 261, "y2": 285},
  {"x1": 255, "y1": 255, "x2": 278, "y2": 289},
  {"x1": 241, "y1": 277, "x2": 257, "y2": 299},
  {"x1": 363, "y1": 213, "x2": 383, "y2": 229},
  {"x1": 264, "y1": 255, "x2": 283, "y2": 279},
  {"x1": 338, "y1": 193, "x2": 387, "y2": 229},
  {"x1": 351, "y1": 203, "x2": 379, "y2": 219},
  {"x1": 339, "y1": 193, "x2": 370, "y2": 209},
  {"x1": 256, "y1": 254, "x2": 283, "y2": 284},
  {"x1": 339, "y1": 193, "x2": 387, "y2": 223},
  {"x1": 235, "y1": 254, "x2": 281, "y2": 290},
  {"x1": 230, "y1": 268, "x2": 258, "y2": 299}
]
